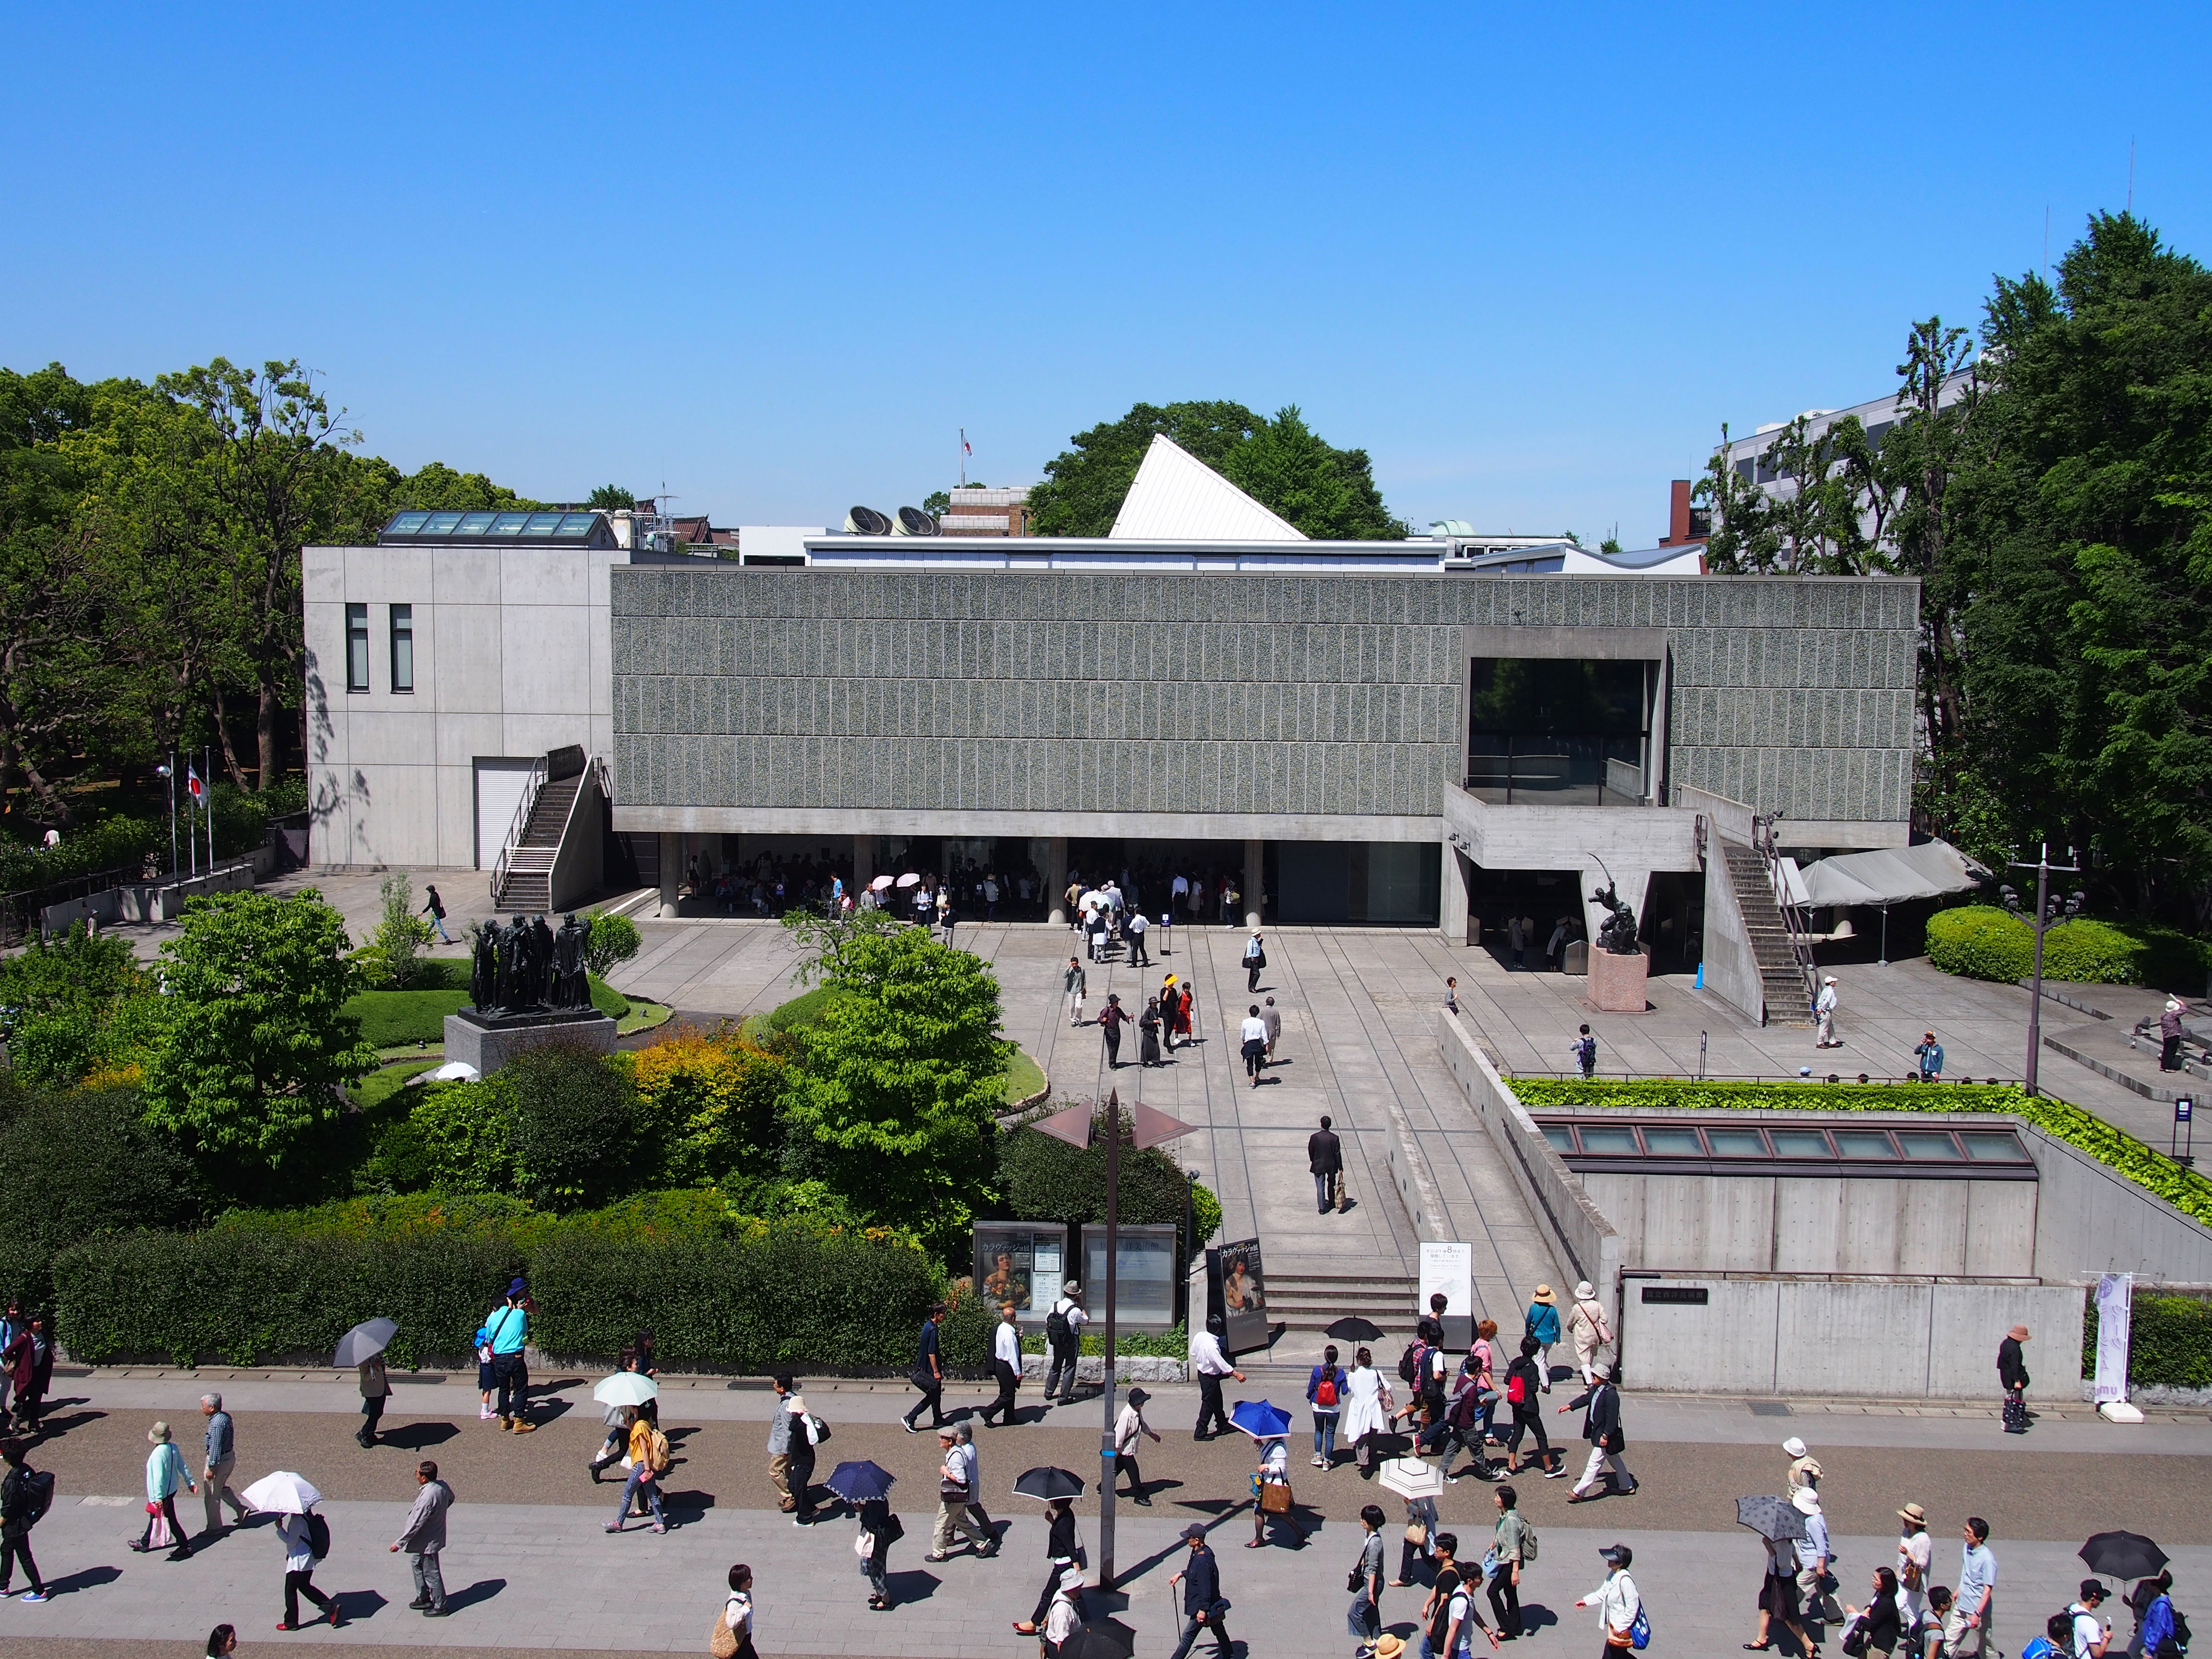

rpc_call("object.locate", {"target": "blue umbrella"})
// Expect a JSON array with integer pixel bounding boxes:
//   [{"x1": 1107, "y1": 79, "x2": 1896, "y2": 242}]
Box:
[
  {"x1": 1229, "y1": 1400, "x2": 1292, "y2": 1440},
  {"x1": 824, "y1": 1460, "x2": 896, "y2": 1505}
]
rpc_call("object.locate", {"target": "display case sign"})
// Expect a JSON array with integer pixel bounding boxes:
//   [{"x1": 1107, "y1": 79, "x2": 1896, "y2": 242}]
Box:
[
  {"x1": 971, "y1": 1222, "x2": 1066, "y2": 1323},
  {"x1": 1208, "y1": 1237, "x2": 1271, "y2": 1356},
  {"x1": 1079, "y1": 1224, "x2": 1180, "y2": 1333}
]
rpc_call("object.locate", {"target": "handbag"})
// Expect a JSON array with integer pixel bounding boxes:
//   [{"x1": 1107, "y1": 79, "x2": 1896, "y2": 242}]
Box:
[
  {"x1": 1404, "y1": 1520, "x2": 1428, "y2": 1546},
  {"x1": 854, "y1": 1530, "x2": 875, "y2": 1559},
  {"x1": 709, "y1": 1613, "x2": 741, "y2": 1659},
  {"x1": 145, "y1": 1502, "x2": 172, "y2": 1551},
  {"x1": 1843, "y1": 1620, "x2": 1871, "y2": 1658},
  {"x1": 1260, "y1": 1481, "x2": 1293, "y2": 1515}
]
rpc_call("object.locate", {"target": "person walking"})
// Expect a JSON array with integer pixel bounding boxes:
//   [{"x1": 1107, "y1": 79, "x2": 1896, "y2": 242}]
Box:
[
  {"x1": 1783, "y1": 1435, "x2": 1822, "y2": 1492},
  {"x1": 1445, "y1": 976, "x2": 1460, "y2": 1016},
  {"x1": 1263, "y1": 997, "x2": 1282, "y2": 1061},
  {"x1": 484, "y1": 1279, "x2": 535, "y2": 1432},
  {"x1": 1915, "y1": 1032, "x2": 1945, "y2": 1082},
  {"x1": 2, "y1": 1316, "x2": 45, "y2": 1433},
  {"x1": 1044, "y1": 1282, "x2": 1087, "y2": 1405},
  {"x1": 607, "y1": 1406, "x2": 670, "y2": 1533},
  {"x1": 1099, "y1": 993, "x2": 1131, "y2": 1069},
  {"x1": 1310, "y1": 1115, "x2": 1344, "y2": 1214},
  {"x1": 1488, "y1": 1486, "x2": 1529, "y2": 1638},
  {"x1": 390, "y1": 1459, "x2": 452, "y2": 1616},
  {"x1": 1566, "y1": 1284, "x2": 1615, "y2": 1386},
  {"x1": 357, "y1": 1349, "x2": 391, "y2": 1448},
  {"x1": 1525, "y1": 1286, "x2": 1561, "y2": 1392},
  {"x1": 927, "y1": 1425, "x2": 997, "y2": 1560},
  {"x1": 1503, "y1": 1338, "x2": 1558, "y2": 1477},
  {"x1": 274, "y1": 1505, "x2": 340, "y2": 1630},
  {"x1": 2070, "y1": 1580, "x2": 2114, "y2": 1659},
  {"x1": 1176, "y1": 980, "x2": 1196, "y2": 1050},
  {"x1": 1575, "y1": 1543, "x2": 1641, "y2": 1659},
  {"x1": 1340, "y1": 1346, "x2": 1394, "y2": 1478},
  {"x1": 1245, "y1": 930, "x2": 1267, "y2": 992},
  {"x1": 1951, "y1": 1517, "x2": 1998, "y2": 1659},
  {"x1": 1128, "y1": 907, "x2": 1150, "y2": 967},
  {"x1": 1508, "y1": 915, "x2": 1526, "y2": 970},
  {"x1": 780, "y1": 1385, "x2": 819, "y2": 1526},
  {"x1": 1394, "y1": 1490, "x2": 1439, "y2": 1586},
  {"x1": 1350, "y1": 1503, "x2": 1388, "y2": 1655},
  {"x1": 1309, "y1": 1343, "x2": 1345, "y2": 1469},
  {"x1": 1896, "y1": 1503, "x2": 1934, "y2": 1631},
  {"x1": 135, "y1": 1421, "x2": 196, "y2": 1560},
  {"x1": 199, "y1": 1394, "x2": 249, "y2": 1538},
  {"x1": 1470, "y1": 1321, "x2": 1503, "y2": 1444},
  {"x1": 1014, "y1": 1497, "x2": 1082, "y2": 1634},
  {"x1": 421, "y1": 884, "x2": 454, "y2": 944},
  {"x1": 766, "y1": 1373, "x2": 801, "y2": 1513},
  {"x1": 1250, "y1": 1433, "x2": 1295, "y2": 1549},
  {"x1": 1558, "y1": 1363, "x2": 1635, "y2": 1501},
  {"x1": 1140, "y1": 998, "x2": 1165, "y2": 1067},
  {"x1": 2160, "y1": 999, "x2": 2186, "y2": 1071},
  {"x1": 1750, "y1": 1519, "x2": 1816, "y2": 1658},
  {"x1": 980, "y1": 1302, "x2": 1023, "y2": 1427},
  {"x1": 589, "y1": 1355, "x2": 636, "y2": 1480},
  {"x1": 1843, "y1": 1569, "x2": 1906, "y2": 1659},
  {"x1": 718, "y1": 1563, "x2": 758, "y2": 1659},
  {"x1": 857, "y1": 1491, "x2": 900, "y2": 1611},
  {"x1": 2138, "y1": 1572, "x2": 2178, "y2": 1659},
  {"x1": 1816, "y1": 976, "x2": 1841, "y2": 1047},
  {"x1": 1430, "y1": 1532, "x2": 1502, "y2": 1655},
  {"x1": 1169, "y1": 1524, "x2": 1233, "y2": 1659},
  {"x1": 1241, "y1": 1004, "x2": 1270, "y2": 1085},
  {"x1": 0, "y1": 1441, "x2": 49, "y2": 1602},
  {"x1": 1792, "y1": 1487, "x2": 1834, "y2": 1625},
  {"x1": 1190, "y1": 1315, "x2": 1245, "y2": 1440},
  {"x1": 1573, "y1": 1026, "x2": 1598, "y2": 1081},
  {"x1": 1999, "y1": 1326, "x2": 2032, "y2": 1432},
  {"x1": 903, "y1": 1304, "x2": 946, "y2": 1432},
  {"x1": 0, "y1": 1303, "x2": 16, "y2": 1429},
  {"x1": 1112, "y1": 1386, "x2": 1161, "y2": 1505}
]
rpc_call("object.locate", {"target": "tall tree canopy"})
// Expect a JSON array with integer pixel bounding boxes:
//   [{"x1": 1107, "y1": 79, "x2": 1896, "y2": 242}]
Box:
[{"x1": 1026, "y1": 399, "x2": 1406, "y2": 538}]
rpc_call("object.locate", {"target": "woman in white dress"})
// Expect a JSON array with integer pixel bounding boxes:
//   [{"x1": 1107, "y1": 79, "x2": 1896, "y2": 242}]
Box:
[{"x1": 1337, "y1": 1347, "x2": 1394, "y2": 1479}]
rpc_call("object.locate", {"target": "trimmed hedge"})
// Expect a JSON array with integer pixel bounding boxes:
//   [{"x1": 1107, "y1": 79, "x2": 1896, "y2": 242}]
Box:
[
  {"x1": 2083, "y1": 1291, "x2": 2212, "y2": 1389},
  {"x1": 1510, "y1": 1077, "x2": 2212, "y2": 1228},
  {"x1": 1926, "y1": 904, "x2": 2210, "y2": 988},
  {"x1": 51, "y1": 1199, "x2": 938, "y2": 1370}
]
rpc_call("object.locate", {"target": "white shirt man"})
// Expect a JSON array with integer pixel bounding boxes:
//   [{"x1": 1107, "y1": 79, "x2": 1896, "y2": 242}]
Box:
[
  {"x1": 1172, "y1": 874, "x2": 1190, "y2": 903},
  {"x1": 993, "y1": 1316, "x2": 1022, "y2": 1369},
  {"x1": 2070, "y1": 1587, "x2": 2112, "y2": 1659}
]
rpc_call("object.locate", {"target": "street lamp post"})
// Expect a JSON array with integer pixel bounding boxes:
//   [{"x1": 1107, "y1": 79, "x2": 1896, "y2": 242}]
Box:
[{"x1": 2000, "y1": 843, "x2": 2084, "y2": 1097}]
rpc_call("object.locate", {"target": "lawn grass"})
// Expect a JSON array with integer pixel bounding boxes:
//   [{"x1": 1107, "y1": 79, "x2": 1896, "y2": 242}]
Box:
[
  {"x1": 344, "y1": 961, "x2": 630, "y2": 1047},
  {"x1": 353, "y1": 1058, "x2": 438, "y2": 1110},
  {"x1": 1003, "y1": 1046, "x2": 1046, "y2": 1105}
]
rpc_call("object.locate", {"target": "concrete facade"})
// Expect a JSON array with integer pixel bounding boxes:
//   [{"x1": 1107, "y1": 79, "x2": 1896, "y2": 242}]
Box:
[{"x1": 302, "y1": 544, "x2": 622, "y2": 871}]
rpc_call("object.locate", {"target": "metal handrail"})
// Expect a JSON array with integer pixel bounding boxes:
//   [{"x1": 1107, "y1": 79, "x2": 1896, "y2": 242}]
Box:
[
  {"x1": 1752, "y1": 814, "x2": 1820, "y2": 1016},
  {"x1": 488, "y1": 756, "x2": 549, "y2": 906}
]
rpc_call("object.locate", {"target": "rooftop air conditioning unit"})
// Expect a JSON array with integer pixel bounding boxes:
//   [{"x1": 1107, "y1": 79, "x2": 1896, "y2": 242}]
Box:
[
  {"x1": 893, "y1": 506, "x2": 940, "y2": 536},
  {"x1": 845, "y1": 506, "x2": 893, "y2": 535}
]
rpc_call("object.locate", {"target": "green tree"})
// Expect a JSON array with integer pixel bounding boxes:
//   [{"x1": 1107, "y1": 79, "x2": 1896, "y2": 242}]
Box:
[
  {"x1": 500, "y1": 1041, "x2": 639, "y2": 1210},
  {"x1": 587, "y1": 484, "x2": 637, "y2": 510},
  {"x1": 583, "y1": 910, "x2": 642, "y2": 977},
  {"x1": 141, "y1": 889, "x2": 376, "y2": 1173},
  {"x1": 1025, "y1": 401, "x2": 1264, "y2": 535},
  {"x1": 776, "y1": 909, "x2": 1010, "y2": 1249},
  {"x1": 1222, "y1": 405, "x2": 1407, "y2": 539},
  {"x1": 0, "y1": 921, "x2": 163, "y2": 1087},
  {"x1": 922, "y1": 489, "x2": 950, "y2": 517},
  {"x1": 354, "y1": 871, "x2": 433, "y2": 989}
]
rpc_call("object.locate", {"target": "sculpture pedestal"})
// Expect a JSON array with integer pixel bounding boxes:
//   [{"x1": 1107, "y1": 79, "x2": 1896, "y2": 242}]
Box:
[
  {"x1": 1587, "y1": 948, "x2": 1650, "y2": 1013},
  {"x1": 444, "y1": 1007, "x2": 617, "y2": 1075}
]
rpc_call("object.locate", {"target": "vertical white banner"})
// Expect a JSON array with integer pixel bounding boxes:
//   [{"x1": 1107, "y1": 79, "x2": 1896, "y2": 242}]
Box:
[
  {"x1": 1419, "y1": 1242, "x2": 1474, "y2": 1347},
  {"x1": 2093, "y1": 1272, "x2": 2134, "y2": 1404}
]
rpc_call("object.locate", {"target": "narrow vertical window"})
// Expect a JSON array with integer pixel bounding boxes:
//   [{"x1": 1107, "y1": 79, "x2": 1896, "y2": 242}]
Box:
[
  {"x1": 346, "y1": 603, "x2": 370, "y2": 692},
  {"x1": 390, "y1": 604, "x2": 414, "y2": 693}
]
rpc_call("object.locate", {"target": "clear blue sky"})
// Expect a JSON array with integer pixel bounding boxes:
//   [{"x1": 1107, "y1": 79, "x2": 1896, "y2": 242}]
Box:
[{"x1": 6, "y1": 2, "x2": 2206, "y2": 544}]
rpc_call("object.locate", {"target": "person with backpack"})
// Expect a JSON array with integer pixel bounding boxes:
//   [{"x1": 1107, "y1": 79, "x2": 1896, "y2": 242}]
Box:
[
  {"x1": 1502, "y1": 1338, "x2": 1559, "y2": 1478},
  {"x1": 2025, "y1": 1612, "x2": 2080, "y2": 1659},
  {"x1": 482, "y1": 1280, "x2": 535, "y2": 1433},
  {"x1": 274, "y1": 1505, "x2": 340, "y2": 1630},
  {"x1": 1524, "y1": 1287, "x2": 1562, "y2": 1394},
  {"x1": 2138, "y1": 1570, "x2": 2184, "y2": 1659},
  {"x1": 1428, "y1": 1531, "x2": 1502, "y2": 1655},
  {"x1": 1577, "y1": 1542, "x2": 1642, "y2": 1659},
  {"x1": 1574, "y1": 1026, "x2": 1599, "y2": 1081},
  {"x1": 1566, "y1": 1283, "x2": 1614, "y2": 1385},
  {"x1": 1044, "y1": 1283, "x2": 1087, "y2": 1406},
  {"x1": 1488, "y1": 1486, "x2": 1533, "y2": 1638},
  {"x1": 605, "y1": 1405, "x2": 669, "y2": 1533},
  {"x1": 0, "y1": 1440, "x2": 50, "y2": 1602},
  {"x1": 1425, "y1": 1359, "x2": 1497, "y2": 1482},
  {"x1": 389, "y1": 1459, "x2": 452, "y2": 1616},
  {"x1": 1309, "y1": 1343, "x2": 1345, "y2": 1469}
]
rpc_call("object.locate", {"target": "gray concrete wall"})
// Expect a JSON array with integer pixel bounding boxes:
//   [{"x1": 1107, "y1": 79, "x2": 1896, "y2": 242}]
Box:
[
  {"x1": 2025, "y1": 1124, "x2": 2212, "y2": 1281},
  {"x1": 1441, "y1": 783, "x2": 1700, "y2": 946},
  {"x1": 548, "y1": 764, "x2": 606, "y2": 915},
  {"x1": 1700, "y1": 835, "x2": 1765, "y2": 1024},
  {"x1": 304, "y1": 544, "x2": 619, "y2": 871},
  {"x1": 610, "y1": 568, "x2": 1918, "y2": 836},
  {"x1": 1619, "y1": 1275, "x2": 2085, "y2": 1398},
  {"x1": 1583, "y1": 1171, "x2": 2038, "y2": 1276}
]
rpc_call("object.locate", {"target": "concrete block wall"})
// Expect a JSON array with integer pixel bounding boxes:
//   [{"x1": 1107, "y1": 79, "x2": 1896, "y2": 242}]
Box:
[
  {"x1": 2027, "y1": 1125, "x2": 2212, "y2": 1281},
  {"x1": 1699, "y1": 836, "x2": 1765, "y2": 1025}
]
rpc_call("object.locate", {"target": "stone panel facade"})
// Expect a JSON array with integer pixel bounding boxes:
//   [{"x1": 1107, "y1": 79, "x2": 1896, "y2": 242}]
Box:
[{"x1": 610, "y1": 568, "x2": 1918, "y2": 829}]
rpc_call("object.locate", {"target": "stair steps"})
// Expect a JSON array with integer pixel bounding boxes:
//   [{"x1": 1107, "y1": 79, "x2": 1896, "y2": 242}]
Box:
[
  {"x1": 493, "y1": 776, "x2": 580, "y2": 913},
  {"x1": 1718, "y1": 841, "x2": 1815, "y2": 1027}
]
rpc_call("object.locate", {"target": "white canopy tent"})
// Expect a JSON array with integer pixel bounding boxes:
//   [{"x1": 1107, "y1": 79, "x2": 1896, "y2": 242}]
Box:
[{"x1": 1783, "y1": 839, "x2": 1990, "y2": 963}]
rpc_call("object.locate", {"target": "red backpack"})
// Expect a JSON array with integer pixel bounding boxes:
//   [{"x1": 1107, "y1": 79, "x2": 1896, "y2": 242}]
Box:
[
  {"x1": 1314, "y1": 1368, "x2": 1339, "y2": 1408},
  {"x1": 1506, "y1": 1369, "x2": 1528, "y2": 1406}
]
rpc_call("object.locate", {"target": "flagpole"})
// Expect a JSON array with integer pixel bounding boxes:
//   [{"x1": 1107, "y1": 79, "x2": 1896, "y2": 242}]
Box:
[
  {"x1": 959, "y1": 427, "x2": 966, "y2": 489},
  {"x1": 205, "y1": 746, "x2": 216, "y2": 871}
]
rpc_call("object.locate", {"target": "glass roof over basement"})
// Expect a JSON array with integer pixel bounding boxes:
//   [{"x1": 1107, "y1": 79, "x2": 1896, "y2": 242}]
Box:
[
  {"x1": 1535, "y1": 1116, "x2": 2036, "y2": 1179},
  {"x1": 377, "y1": 510, "x2": 616, "y2": 548}
]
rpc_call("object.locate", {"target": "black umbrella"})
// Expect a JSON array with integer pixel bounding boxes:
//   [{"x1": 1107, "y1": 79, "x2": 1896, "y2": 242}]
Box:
[
  {"x1": 1014, "y1": 1466, "x2": 1086, "y2": 1502},
  {"x1": 332, "y1": 1318, "x2": 397, "y2": 1369},
  {"x1": 824, "y1": 1461, "x2": 895, "y2": 1505},
  {"x1": 1324, "y1": 1316, "x2": 1386, "y2": 1342},
  {"x1": 1736, "y1": 1495, "x2": 1808, "y2": 1543},
  {"x1": 2081, "y1": 1532, "x2": 2168, "y2": 1582},
  {"x1": 1058, "y1": 1620, "x2": 1138, "y2": 1659}
]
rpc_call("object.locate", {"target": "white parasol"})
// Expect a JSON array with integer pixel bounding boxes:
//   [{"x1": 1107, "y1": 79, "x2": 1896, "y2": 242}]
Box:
[
  {"x1": 240, "y1": 1470, "x2": 323, "y2": 1514},
  {"x1": 896, "y1": 872, "x2": 923, "y2": 889},
  {"x1": 868, "y1": 874, "x2": 895, "y2": 891},
  {"x1": 593, "y1": 1371, "x2": 659, "y2": 1407},
  {"x1": 1377, "y1": 1456, "x2": 1444, "y2": 1500}
]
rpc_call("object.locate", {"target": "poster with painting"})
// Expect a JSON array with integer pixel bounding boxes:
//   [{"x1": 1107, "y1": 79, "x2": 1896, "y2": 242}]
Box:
[{"x1": 1210, "y1": 1238, "x2": 1270, "y2": 1355}]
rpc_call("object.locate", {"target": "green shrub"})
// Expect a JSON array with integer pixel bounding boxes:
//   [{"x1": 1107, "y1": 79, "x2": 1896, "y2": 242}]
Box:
[
  {"x1": 1926, "y1": 906, "x2": 2033, "y2": 981},
  {"x1": 2083, "y1": 1292, "x2": 2212, "y2": 1389},
  {"x1": 997, "y1": 1108, "x2": 1222, "y2": 1238},
  {"x1": 0, "y1": 923, "x2": 164, "y2": 1087},
  {"x1": 938, "y1": 1287, "x2": 996, "y2": 1371},
  {"x1": 585, "y1": 911, "x2": 642, "y2": 977},
  {"x1": 0, "y1": 815, "x2": 158, "y2": 893},
  {"x1": 1511, "y1": 1077, "x2": 2212, "y2": 1228},
  {"x1": 1926, "y1": 904, "x2": 2207, "y2": 988},
  {"x1": 499, "y1": 1040, "x2": 639, "y2": 1209}
]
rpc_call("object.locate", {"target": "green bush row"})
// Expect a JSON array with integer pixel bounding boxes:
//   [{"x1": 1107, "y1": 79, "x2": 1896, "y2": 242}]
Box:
[
  {"x1": 0, "y1": 816, "x2": 158, "y2": 894},
  {"x1": 1510, "y1": 1077, "x2": 2212, "y2": 1228},
  {"x1": 1926, "y1": 904, "x2": 2211, "y2": 988},
  {"x1": 2082, "y1": 1292, "x2": 2212, "y2": 1389},
  {"x1": 53, "y1": 1204, "x2": 939, "y2": 1371}
]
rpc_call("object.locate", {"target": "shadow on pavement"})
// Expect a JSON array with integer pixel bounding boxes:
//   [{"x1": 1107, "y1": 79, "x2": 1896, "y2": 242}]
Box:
[
  {"x1": 331, "y1": 1587, "x2": 390, "y2": 1623},
  {"x1": 886, "y1": 1567, "x2": 942, "y2": 1603},
  {"x1": 41, "y1": 1565, "x2": 122, "y2": 1596},
  {"x1": 445, "y1": 1576, "x2": 506, "y2": 1612},
  {"x1": 380, "y1": 1420, "x2": 460, "y2": 1450}
]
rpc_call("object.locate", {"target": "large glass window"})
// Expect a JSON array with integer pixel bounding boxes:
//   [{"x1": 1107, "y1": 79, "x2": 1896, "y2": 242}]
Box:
[
  {"x1": 389, "y1": 604, "x2": 414, "y2": 693},
  {"x1": 346, "y1": 603, "x2": 370, "y2": 692},
  {"x1": 1466, "y1": 657, "x2": 1650, "y2": 805}
]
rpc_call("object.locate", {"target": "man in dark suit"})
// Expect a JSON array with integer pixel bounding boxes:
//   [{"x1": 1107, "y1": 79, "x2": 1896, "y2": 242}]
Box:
[
  {"x1": 1558, "y1": 1361, "x2": 1636, "y2": 1501},
  {"x1": 1307, "y1": 1116, "x2": 1343, "y2": 1214},
  {"x1": 1168, "y1": 1524, "x2": 1231, "y2": 1659}
]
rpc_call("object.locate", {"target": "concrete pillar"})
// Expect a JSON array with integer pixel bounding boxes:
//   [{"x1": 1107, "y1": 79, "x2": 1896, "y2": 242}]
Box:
[
  {"x1": 853, "y1": 834, "x2": 874, "y2": 895},
  {"x1": 657, "y1": 832, "x2": 681, "y2": 918},
  {"x1": 1046, "y1": 836, "x2": 1069, "y2": 924},
  {"x1": 1441, "y1": 842, "x2": 1472, "y2": 945},
  {"x1": 1243, "y1": 839, "x2": 1264, "y2": 931}
]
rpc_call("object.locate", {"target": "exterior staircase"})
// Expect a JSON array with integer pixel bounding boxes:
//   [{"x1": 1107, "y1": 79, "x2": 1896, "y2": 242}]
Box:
[
  {"x1": 1253, "y1": 1268, "x2": 1422, "y2": 1347},
  {"x1": 492, "y1": 774, "x2": 579, "y2": 913},
  {"x1": 1718, "y1": 839, "x2": 1815, "y2": 1027}
]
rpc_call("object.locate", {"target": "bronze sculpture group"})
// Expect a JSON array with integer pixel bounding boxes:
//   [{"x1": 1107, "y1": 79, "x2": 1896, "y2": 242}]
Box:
[
  {"x1": 1592, "y1": 879, "x2": 1641, "y2": 955},
  {"x1": 468, "y1": 912, "x2": 592, "y2": 1017}
]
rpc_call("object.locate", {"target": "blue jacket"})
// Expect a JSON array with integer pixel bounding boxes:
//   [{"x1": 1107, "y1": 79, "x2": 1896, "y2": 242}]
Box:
[
  {"x1": 1307, "y1": 1364, "x2": 1342, "y2": 1409},
  {"x1": 2143, "y1": 1596, "x2": 2176, "y2": 1656},
  {"x1": 1526, "y1": 1302, "x2": 1560, "y2": 1345},
  {"x1": 1180, "y1": 1543, "x2": 1222, "y2": 1615}
]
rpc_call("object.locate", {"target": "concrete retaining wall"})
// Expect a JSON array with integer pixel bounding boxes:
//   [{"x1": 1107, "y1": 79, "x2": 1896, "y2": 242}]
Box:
[
  {"x1": 1619, "y1": 1274, "x2": 2085, "y2": 1398},
  {"x1": 2026, "y1": 1127, "x2": 2212, "y2": 1281},
  {"x1": 40, "y1": 862, "x2": 256, "y2": 934},
  {"x1": 1700, "y1": 835, "x2": 1765, "y2": 1026}
]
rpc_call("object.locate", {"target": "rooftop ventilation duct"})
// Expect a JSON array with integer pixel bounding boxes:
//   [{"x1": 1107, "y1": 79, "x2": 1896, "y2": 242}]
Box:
[
  {"x1": 844, "y1": 505, "x2": 893, "y2": 535},
  {"x1": 893, "y1": 506, "x2": 940, "y2": 536}
]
